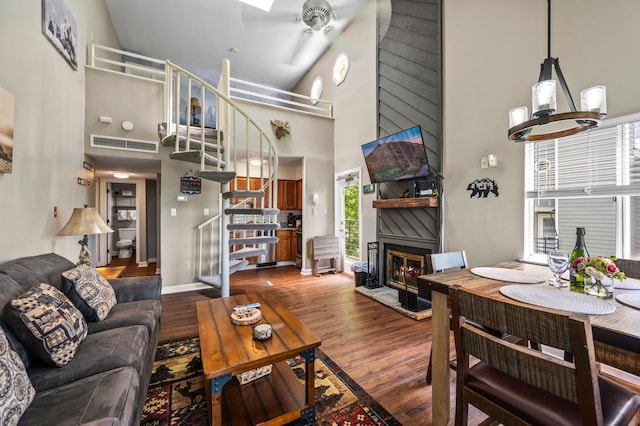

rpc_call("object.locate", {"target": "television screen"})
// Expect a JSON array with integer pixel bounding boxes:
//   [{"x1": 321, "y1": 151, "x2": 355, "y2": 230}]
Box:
[{"x1": 361, "y1": 125, "x2": 430, "y2": 183}]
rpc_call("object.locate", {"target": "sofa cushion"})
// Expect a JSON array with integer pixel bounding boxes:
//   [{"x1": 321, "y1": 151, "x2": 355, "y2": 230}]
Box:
[
  {"x1": 0, "y1": 327, "x2": 35, "y2": 425},
  {"x1": 62, "y1": 265, "x2": 117, "y2": 322},
  {"x1": 0, "y1": 274, "x2": 32, "y2": 368},
  {"x1": 87, "y1": 299, "x2": 161, "y2": 336},
  {"x1": 28, "y1": 324, "x2": 149, "y2": 392},
  {"x1": 0, "y1": 253, "x2": 75, "y2": 291},
  {"x1": 3, "y1": 283, "x2": 88, "y2": 367},
  {"x1": 18, "y1": 367, "x2": 139, "y2": 426}
]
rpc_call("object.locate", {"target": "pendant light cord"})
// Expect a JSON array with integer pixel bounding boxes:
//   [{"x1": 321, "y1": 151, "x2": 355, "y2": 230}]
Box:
[{"x1": 547, "y1": 0, "x2": 552, "y2": 58}]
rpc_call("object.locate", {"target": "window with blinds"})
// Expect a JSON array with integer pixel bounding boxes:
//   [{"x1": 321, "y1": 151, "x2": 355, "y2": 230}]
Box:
[{"x1": 524, "y1": 113, "x2": 640, "y2": 261}]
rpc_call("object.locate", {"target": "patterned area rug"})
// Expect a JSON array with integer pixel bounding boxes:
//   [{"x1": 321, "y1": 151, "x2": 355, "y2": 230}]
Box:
[{"x1": 141, "y1": 337, "x2": 401, "y2": 425}]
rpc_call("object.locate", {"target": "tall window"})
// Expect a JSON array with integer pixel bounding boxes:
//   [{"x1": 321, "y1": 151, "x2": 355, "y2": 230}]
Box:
[{"x1": 524, "y1": 113, "x2": 640, "y2": 262}]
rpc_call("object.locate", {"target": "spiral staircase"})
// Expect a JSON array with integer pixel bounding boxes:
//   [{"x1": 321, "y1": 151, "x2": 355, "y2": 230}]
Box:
[{"x1": 159, "y1": 59, "x2": 280, "y2": 297}]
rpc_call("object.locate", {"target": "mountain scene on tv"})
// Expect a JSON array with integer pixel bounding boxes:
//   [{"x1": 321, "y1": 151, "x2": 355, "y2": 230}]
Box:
[{"x1": 363, "y1": 130, "x2": 429, "y2": 182}]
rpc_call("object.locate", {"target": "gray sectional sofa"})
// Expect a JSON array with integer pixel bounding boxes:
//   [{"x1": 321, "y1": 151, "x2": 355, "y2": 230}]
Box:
[{"x1": 0, "y1": 253, "x2": 161, "y2": 425}]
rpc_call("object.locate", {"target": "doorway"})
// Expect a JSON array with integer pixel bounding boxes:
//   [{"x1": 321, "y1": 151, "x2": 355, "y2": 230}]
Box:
[{"x1": 335, "y1": 168, "x2": 361, "y2": 273}]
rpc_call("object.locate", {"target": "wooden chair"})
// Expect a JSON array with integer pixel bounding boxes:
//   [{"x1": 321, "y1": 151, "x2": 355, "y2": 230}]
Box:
[
  {"x1": 616, "y1": 258, "x2": 640, "y2": 279},
  {"x1": 449, "y1": 285, "x2": 640, "y2": 426},
  {"x1": 425, "y1": 251, "x2": 467, "y2": 384}
]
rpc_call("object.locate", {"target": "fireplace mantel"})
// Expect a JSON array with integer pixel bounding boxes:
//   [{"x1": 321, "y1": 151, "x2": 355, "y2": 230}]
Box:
[{"x1": 372, "y1": 197, "x2": 438, "y2": 209}]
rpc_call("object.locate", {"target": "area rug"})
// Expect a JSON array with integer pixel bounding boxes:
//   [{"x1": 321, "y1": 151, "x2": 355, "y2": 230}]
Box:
[
  {"x1": 355, "y1": 286, "x2": 432, "y2": 320},
  {"x1": 141, "y1": 337, "x2": 402, "y2": 426}
]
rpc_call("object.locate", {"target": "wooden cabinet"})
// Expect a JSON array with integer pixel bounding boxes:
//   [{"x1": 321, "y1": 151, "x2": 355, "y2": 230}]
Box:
[
  {"x1": 296, "y1": 179, "x2": 303, "y2": 210},
  {"x1": 277, "y1": 180, "x2": 298, "y2": 210},
  {"x1": 276, "y1": 230, "x2": 295, "y2": 262}
]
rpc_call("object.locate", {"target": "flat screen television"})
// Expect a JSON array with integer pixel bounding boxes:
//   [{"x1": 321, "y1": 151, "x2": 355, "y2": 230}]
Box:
[{"x1": 361, "y1": 125, "x2": 430, "y2": 183}]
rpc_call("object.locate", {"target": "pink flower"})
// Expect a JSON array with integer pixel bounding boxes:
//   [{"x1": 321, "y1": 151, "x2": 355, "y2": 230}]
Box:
[
  {"x1": 607, "y1": 263, "x2": 619, "y2": 273},
  {"x1": 572, "y1": 257, "x2": 586, "y2": 269}
]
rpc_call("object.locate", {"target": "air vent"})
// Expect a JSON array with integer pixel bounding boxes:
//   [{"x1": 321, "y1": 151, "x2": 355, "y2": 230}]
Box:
[{"x1": 91, "y1": 134, "x2": 158, "y2": 153}]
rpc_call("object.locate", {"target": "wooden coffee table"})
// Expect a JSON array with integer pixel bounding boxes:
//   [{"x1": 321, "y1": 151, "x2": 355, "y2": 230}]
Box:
[{"x1": 196, "y1": 292, "x2": 321, "y2": 425}]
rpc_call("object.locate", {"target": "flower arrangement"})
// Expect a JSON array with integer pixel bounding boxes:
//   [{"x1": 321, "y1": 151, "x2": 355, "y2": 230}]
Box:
[{"x1": 571, "y1": 256, "x2": 626, "y2": 282}]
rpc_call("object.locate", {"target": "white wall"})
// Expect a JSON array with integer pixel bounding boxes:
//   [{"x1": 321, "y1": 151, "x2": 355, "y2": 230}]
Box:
[
  {"x1": 292, "y1": 0, "x2": 379, "y2": 261},
  {"x1": 0, "y1": 1, "x2": 119, "y2": 263},
  {"x1": 442, "y1": 0, "x2": 640, "y2": 267},
  {"x1": 234, "y1": 99, "x2": 334, "y2": 270}
]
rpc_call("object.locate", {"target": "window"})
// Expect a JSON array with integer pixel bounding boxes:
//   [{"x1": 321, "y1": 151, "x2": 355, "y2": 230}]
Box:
[
  {"x1": 524, "y1": 113, "x2": 640, "y2": 262},
  {"x1": 310, "y1": 76, "x2": 323, "y2": 106}
]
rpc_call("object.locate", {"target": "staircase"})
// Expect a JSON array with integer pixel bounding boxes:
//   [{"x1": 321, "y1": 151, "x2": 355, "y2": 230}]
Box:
[{"x1": 160, "y1": 59, "x2": 280, "y2": 297}]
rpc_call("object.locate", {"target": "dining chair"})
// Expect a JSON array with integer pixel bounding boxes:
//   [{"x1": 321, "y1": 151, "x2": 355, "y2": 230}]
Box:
[
  {"x1": 449, "y1": 285, "x2": 640, "y2": 426},
  {"x1": 425, "y1": 251, "x2": 467, "y2": 384},
  {"x1": 615, "y1": 258, "x2": 640, "y2": 279}
]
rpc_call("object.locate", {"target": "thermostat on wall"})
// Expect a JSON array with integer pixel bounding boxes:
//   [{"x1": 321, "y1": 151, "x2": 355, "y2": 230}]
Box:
[{"x1": 176, "y1": 195, "x2": 188, "y2": 202}]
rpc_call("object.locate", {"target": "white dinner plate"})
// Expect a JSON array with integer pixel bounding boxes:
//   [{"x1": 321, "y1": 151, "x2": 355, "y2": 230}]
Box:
[
  {"x1": 471, "y1": 267, "x2": 545, "y2": 284},
  {"x1": 500, "y1": 285, "x2": 616, "y2": 315}
]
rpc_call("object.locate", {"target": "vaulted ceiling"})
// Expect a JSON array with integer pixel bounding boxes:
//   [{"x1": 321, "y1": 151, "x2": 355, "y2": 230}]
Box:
[{"x1": 104, "y1": 0, "x2": 368, "y2": 91}]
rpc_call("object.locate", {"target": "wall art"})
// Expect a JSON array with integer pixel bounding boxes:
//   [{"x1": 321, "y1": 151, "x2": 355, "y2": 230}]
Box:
[
  {"x1": 467, "y1": 178, "x2": 499, "y2": 198},
  {"x1": 42, "y1": 0, "x2": 78, "y2": 70},
  {"x1": 0, "y1": 85, "x2": 14, "y2": 174}
]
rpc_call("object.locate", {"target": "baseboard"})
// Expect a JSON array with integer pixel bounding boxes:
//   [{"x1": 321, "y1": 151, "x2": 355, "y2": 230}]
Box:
[
  {"x1": 161, "y1": 282, "x2": 212, "y2": 294},
  {"x1": 138, "y1": 261, "x2": 149, "y2": 267},
  {"x1": 148, "y1": 257, "x2": 157, "y2": 263},
  {"x1": 300, "y1": 268, "x2": 313, "y2": 275}
]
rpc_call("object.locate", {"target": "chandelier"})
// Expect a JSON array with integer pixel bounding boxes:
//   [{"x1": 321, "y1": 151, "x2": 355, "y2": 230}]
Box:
[{"x1": 508, "y1": 0, "x2": 606, "y2": 142}]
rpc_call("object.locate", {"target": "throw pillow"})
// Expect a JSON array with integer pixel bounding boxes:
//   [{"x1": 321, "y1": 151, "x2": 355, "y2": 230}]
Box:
[
  {"x1": 0, "y1": 327, "x2": 35, "y2": 425},
  {"x1": 3, "y1": 283, "x2": 88, "y2": 367},
  {"x1": 61, "y1": 265, "x2": 117, "y2": 322}
]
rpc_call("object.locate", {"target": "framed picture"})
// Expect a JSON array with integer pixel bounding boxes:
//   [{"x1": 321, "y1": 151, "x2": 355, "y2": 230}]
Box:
[
  {"x1": 0, "y1": 85, "x2": 14, "y2": 174},
  {"x1": 42, "y1": 0, "x2": 78, "y2": 70}
]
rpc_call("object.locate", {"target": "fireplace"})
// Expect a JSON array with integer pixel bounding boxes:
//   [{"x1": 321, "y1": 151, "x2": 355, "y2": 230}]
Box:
[{"x1": 384, "y1": 244, "x2": 432, "y2": 311}]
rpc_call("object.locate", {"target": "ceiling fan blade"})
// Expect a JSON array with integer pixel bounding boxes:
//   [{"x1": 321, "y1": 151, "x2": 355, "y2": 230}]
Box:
[{"x1": 286, "y1": 29, "x2": 315, "y2": 66}]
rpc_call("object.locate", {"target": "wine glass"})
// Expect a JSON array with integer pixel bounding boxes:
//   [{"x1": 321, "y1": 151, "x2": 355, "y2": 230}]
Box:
[{"x1": 547, "y1": 249, "x2": 570, "y2": 287}]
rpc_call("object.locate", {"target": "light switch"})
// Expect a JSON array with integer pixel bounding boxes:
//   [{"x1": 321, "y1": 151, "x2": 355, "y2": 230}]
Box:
[
  {"x1": 171, "y1": 208, "x2": 177, "y2": 216},
  {"x1": 204, "y1": 208, "x2": 210, "y2": 216}
]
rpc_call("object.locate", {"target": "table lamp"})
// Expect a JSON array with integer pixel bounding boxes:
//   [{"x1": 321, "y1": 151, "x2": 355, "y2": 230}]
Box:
[
  {"x1": 190, "y1": 97, "x2": 201, "y2": 126},
  {"x1": 57, "y1": 206, "x2": 113, "y2": 266}
]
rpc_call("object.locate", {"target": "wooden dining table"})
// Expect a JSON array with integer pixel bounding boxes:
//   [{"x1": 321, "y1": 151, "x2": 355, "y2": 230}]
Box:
[{"x1": 417, "y1": 261, "x2": 640, "y2": 425}]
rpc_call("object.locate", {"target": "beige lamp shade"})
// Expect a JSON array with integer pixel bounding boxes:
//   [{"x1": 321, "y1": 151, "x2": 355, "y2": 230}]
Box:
[
  {"x1": 58, "y1": 207, "x2": 113, "y2": 236},
  {"x1": 190, "y1": 97, "x2": 202, "y2": 114}
]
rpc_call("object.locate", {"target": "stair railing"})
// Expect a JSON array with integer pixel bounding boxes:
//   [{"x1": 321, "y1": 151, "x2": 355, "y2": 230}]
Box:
[{"x1": 164, "y1": 60, "x2": 279, "y2": 296}]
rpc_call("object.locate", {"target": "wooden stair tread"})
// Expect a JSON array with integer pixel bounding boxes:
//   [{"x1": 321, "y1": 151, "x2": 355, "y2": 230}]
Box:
[
  {"x1": 222, "y1": 190, "x2": 264, "y2": 199},
  {"x1": 227, "y1": 223, "x2": 280, "y2": 231},
  {"x1": 229, "y1": 247, "x2": 266, "y2": 260},
  {"x1": 160, "y1": 134, "x2": 223, "y2": 153},
  {"x1": 169, "y1": 150, "x2": 226, "y2": 168},
  {"x1": 225, "y1": 208, "x2": 280, "y2": 215},
  {"x1": 157, "y1": 122, "x2": 222, "y2": 141},
  {"x1": 196, "y1": 170, "x2": 236, "y2": 183},
  {"x1": 229, "y1": 236, "x2": 279, "y2": 245}
]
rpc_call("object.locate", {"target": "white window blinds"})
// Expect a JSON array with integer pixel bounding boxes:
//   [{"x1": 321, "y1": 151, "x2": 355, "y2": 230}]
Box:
[{"x1": 526, "y1": 122, "x2": 640, "y2": 199}]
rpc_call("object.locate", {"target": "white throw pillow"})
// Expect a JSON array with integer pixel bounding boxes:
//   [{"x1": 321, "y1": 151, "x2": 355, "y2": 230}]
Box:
[
  {"x1": 0, "y1": 327, "x2": 35, "y2": 425},
  {"x1": 62, "y1": 266, "x2": 117, "y2": 322}
]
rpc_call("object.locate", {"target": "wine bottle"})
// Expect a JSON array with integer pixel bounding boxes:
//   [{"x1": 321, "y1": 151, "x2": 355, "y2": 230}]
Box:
[{"x1": 569, "y1": 227, "x2": 589, "y2": 287}]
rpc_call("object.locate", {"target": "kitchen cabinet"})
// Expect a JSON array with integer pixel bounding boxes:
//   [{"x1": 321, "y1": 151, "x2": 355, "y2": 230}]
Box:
[
  {"x1": 276, "y1": 229, "x2": 295, "y2": 262},
  {"x1": 296, "y1": 179, "x2": 303, "y2": 210},
  {"x1": 277, "y1": 180, "x2": 298, "y2": 210}
]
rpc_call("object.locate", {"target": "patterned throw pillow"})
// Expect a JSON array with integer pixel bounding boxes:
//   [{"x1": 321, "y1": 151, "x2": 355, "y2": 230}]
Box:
[
  {"x1": 0, "y1": 327, "x2": 35, "y2": 425},
  {"x1": 3, "y1": 283, "x2": 88, "y2": 367},
  {"x1": 62, "y1": 266, "x2": 117, "y2": 322},
  {"x1": 0, "y1": 328, "x2": 36, "y2": 425}
]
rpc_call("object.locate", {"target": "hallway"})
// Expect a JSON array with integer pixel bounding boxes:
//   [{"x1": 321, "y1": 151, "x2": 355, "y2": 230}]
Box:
[{"x1": 107, "y1": 256, "x2": 158, "y2": 278}]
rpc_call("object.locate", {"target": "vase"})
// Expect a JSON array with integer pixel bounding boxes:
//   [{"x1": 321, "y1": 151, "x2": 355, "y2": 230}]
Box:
[{"x1": 584, "y1": 276, "x2": 613, "y2": 299}]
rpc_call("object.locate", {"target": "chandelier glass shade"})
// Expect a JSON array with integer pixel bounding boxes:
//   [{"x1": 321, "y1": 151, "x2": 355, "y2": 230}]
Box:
[{"x1": 508, "y1": 0, "x2": 606, "y2": 142}]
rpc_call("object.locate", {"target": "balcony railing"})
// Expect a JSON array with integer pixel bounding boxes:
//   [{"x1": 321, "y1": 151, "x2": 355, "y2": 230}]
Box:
[
  {"x1": 536, "y1": 237, "x2": 559, "y2": 254},
  {"x1": 345, "y1": 218, "x2": 360, "y2": 258}
]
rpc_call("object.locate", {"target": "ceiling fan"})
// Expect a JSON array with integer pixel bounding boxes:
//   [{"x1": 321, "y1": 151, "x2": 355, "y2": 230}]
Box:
[{"x1": 301, "y1": 0, "x2": 334, "y2": 31}]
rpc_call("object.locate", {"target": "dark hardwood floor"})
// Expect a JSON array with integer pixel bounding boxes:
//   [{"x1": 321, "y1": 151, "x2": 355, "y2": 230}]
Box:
[
  {"x1": 157, "y1": 266, "x2": 487, "y2": 425},
  {"x1": 106, "y1": 256, "x2": 159, "y2": 278}
]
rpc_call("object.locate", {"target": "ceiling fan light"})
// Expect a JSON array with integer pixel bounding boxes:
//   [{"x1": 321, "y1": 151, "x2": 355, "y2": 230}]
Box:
[
  {"x1": 302, "y1": 0, "x2": 332, "y2": 31},
  {"x1": 581, "y1": 86, "x2": 607, "y2": 117},
  {"x1": 509, "y1": 107, "x2": 529, "y2": 128},
  {"x1": 532, "y1": 80, "x2": 556, "y2": 117}
]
